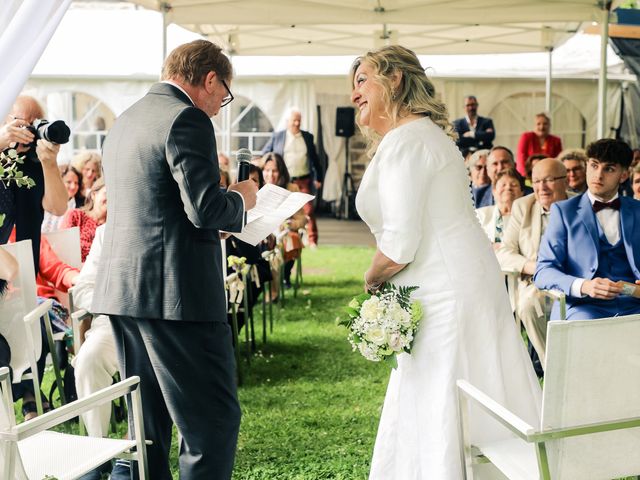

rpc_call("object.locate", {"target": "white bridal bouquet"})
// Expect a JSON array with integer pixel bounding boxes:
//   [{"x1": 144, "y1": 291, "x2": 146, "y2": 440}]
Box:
[{"x1": 339, "y1": 284, "x2": 423, "y2": 367}]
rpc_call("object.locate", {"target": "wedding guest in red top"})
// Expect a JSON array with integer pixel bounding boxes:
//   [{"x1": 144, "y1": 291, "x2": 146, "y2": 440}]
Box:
[
  {"x1": 516, "y1": 113, "x2": 562, "y2": 176},
  {"x1": 60, "y1": 178, "x2": 107, "y2": 262}
]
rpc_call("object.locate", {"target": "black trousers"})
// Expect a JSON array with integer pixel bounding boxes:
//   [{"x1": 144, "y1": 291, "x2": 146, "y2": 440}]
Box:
[{"x1": 110, "y1": 316, "x2": 241, "y2": 480}]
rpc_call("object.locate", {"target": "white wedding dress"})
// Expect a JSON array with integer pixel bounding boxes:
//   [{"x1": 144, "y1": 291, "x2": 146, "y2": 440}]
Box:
[{"x1": 356, "y1": 117, "x2": 542, "y2": 479}]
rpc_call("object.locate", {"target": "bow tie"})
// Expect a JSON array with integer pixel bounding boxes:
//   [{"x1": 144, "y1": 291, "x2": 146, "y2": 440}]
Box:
[{"x1": 592, "y1": 198, "x2": 621, "y2": 213}]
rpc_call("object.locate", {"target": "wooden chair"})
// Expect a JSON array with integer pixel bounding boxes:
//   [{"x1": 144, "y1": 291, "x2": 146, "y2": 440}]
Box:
[
  {"x1": 457, "y1": 314, "x2": 640, "y2": 480},
  {"x1": 0, "y1": 366, "x2": 149, "y2": 479}
]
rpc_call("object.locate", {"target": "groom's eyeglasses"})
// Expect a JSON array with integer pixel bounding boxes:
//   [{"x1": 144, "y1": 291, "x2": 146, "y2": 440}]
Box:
[{"x1": 221, "y1": 80, "x2": 234, "y2": 107}]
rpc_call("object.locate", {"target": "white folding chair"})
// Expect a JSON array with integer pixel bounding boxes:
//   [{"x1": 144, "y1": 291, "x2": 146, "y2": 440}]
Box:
[
  {"x1": 458, "y1": 314, "x2": 640, "y2": 480},
  {"x1": 0, "y1": 366, "x2": 149, "y2": 479},
  {"x1": 0, "y1": 241, "x2": 49, "y2": 416},
  {"x1": 42, "y1": 226, "x2": 82, "y2": 311}
]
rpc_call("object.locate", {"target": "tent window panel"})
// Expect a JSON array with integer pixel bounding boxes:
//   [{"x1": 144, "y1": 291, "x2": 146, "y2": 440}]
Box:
[{"x1": 489, "y1": 92, "x2": 587, "y2": 151}]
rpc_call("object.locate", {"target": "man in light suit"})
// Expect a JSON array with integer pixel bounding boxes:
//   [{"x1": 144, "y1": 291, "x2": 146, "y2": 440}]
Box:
[
  {"x1": 497, "y1": 158, "x2": 569, "y2": 365},
  {"x1": 262, "y1": 108, "x2": 323, "y2": 247},
  {"x1": 92, "y1": 40, "x2": 258, "y2": 480},
  {"x1": 535, "y1": 139, "x2": 640, "y2": 320},
  {"x1": 453, "y1": 95, "x2": 495, "y2": 152}
]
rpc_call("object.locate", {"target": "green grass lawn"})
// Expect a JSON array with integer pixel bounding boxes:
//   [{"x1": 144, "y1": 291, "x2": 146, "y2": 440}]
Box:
[
  {"x1": 33, "y1": 245, "x2": 388, "y2": 479},
  {"x1": 29, "y1": 245, "x2": 640, "y2": 479},
  {"x1": 232, "y1": 245, "x2": 386, "y2": 480}
]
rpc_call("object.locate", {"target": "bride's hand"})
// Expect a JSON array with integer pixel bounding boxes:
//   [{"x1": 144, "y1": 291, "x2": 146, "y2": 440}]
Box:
[{"x1": 364, "y1": 272, "x2": 382, "y2": 293}]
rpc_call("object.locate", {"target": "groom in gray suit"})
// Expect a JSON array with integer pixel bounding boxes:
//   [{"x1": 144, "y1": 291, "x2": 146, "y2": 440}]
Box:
[{"x1": 92, "y1": 40, "x2": 257, "y2": 479}]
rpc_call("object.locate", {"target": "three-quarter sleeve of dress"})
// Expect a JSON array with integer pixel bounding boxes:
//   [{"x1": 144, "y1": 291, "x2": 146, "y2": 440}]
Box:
[{"x1": 375, "y1": 141, "x2": 429, "y2": 264}]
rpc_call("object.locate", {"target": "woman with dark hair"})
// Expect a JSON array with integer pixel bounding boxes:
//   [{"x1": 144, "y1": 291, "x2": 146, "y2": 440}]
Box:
[
  {"x1": 350, "y1": 45, "x2": 540, "y2": 478},
  {"x1": 262, "y1": 152, "x2": 307, "y2": 290},
  {"x1": 61, "y1": 178, "x2": 107, "y2": 262},
  {"x1": 41, "y1": 164, "x2": 85, "y2": 232}
]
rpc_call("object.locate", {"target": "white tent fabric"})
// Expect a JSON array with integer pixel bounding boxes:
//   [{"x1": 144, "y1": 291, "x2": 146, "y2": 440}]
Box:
[
  {"x1": 22, "y1": 3, "x2": 632, "y2": 201},
  {"x1": 0, "y1": 0, "x2": 71, "y2": 120},
  {"x1": 125, "y1": 0, "x2": 622, "y2": 55}
]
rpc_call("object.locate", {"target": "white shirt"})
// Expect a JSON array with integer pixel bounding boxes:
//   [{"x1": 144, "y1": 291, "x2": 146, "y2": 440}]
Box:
[
  {"x1": 283, "y1": 130, "x2": 310, "y2": 178},
  {"x1": 569, "y1": 191, "x2": 621, "y2": 297}
]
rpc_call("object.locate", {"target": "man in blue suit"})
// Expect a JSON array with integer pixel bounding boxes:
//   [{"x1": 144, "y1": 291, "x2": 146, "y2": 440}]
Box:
[
  {"x1": 453, "y1": 95, "x2": 495, "y2": 152},
  {"x1": 535, "y1": 138, "x2": 640, "y2": 320},
  {"x1": 262, "y1": 108, "x2": 323, "y2": 247}
]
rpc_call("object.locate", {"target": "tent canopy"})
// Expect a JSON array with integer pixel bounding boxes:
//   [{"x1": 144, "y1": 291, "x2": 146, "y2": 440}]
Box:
[{"x1": 119, "y1": 0, "x2": 621, "y2": 55}]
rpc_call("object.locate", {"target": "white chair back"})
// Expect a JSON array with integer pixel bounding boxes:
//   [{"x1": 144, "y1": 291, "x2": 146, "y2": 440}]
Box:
[
  {"x1": 541, "y1": 315, "x2": 640, "y2": 479},
  {"x1": 0, "y1": 367, "x2": 28, "y2": 480},
  {"x1": 42, "y1": 226, "x2": 82, "y2": 269},
  {"x1": 0, "y1": 241, "x2": 42, "y2": 382}
]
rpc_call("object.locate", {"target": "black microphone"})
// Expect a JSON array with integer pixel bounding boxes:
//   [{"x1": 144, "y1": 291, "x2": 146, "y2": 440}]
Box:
[{"x1": 236, "y1": 148, "x2": 252, "y2": 182}]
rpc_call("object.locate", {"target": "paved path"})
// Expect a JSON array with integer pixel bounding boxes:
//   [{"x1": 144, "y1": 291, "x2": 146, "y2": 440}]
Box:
[{"x1": 315, "y1": 217, "x2": 375, "y2": 247}]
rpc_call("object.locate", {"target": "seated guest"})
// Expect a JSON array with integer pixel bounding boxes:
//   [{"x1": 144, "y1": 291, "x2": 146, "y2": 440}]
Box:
[
  {"x1": 452, "y1": 95, "x2": 495, "y2": 152},
  {"x1": 558, "y1": 148, "x2": 588, "y2": 193},
  {"x1": 467, "y1": 149, "x2": 490, "y2": 189},
  {"x1": 219, "y1": 168, "x2": 231, "y2": 189},
  {"x1": 70, "y1": 225, "x2": 118, "y2": 439},
  {"x1": 218, "y1": 153, "x2": 230, "y2": 170},
  {"x1": 7, "y1": 228, "x2": 79, "y2": 419},
  {"x1": 262, "y1": 152, "x2": 308, "y2": 290},
  {"x1": 60, "y1": 178, "x2": 107, "y2": 262},
  {"x1": 225, "y1": 166, "x2": 272, "y2": 329},
  {"x1": 249, "y1": 164, "x2": 264, "y2": 188},
  {"x1": 535, "y1": 139, "x2": 640, "y2": 320},
  {"x1": 72, "y1": 152, "x2": 102, "y2": 198},
  {"x1": 42, "y1": 165, "x2": 85, "y2": 233},
  {"x1": 476, "y1": 168, "x2": 525, "y2": 247},
  {"x1": 497, "y1": 158, "x2": 569, "y2": 365},
  {"x1": 516, "y1": 113, "x2": 563, "y2": 177},
  {"x1": 632, "y1": 164, "x2": 640, "y2": 201},
  {"x1": 473, "y1": 146, "x2": 517, "y2": 208},
  {"x1": 524, "y1": 154, "x2": 546, "y2": 187}
]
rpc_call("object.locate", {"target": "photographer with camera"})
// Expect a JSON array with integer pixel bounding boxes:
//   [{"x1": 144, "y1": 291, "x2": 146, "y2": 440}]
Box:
[{"x1": 0, "y1": 95, "x2": 68, "y2": 273}]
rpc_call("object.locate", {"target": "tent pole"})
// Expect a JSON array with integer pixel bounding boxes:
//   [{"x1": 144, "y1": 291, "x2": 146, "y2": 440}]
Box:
[
  {"x1": 597, "y1": 4, "x2": 610, "y2": 139},
  {"x1": 161, "y1": 2, "x2": 170, "y2": 63},
  {"x1": 545, "y1": 47, "x2": 553, "y2": 114}
]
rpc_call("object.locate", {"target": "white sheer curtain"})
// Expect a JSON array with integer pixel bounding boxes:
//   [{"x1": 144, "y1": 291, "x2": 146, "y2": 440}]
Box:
[{"x1": 0, "y1": 0, "x2": 71, "y2": 120}]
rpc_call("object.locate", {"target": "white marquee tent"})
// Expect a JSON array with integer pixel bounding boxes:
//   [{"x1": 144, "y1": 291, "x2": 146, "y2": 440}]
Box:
[{"x1": 18, "y1": 1, "x2": 638, "y2": 203}]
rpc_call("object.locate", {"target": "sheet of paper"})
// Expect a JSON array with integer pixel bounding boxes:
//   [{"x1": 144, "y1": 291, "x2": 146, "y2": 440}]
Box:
[{"x1": 234, "y1": 183, "x2": 314, "y2": 246}]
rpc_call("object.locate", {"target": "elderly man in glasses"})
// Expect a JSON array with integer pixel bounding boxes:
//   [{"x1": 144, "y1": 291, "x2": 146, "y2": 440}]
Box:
[
  {"x1": 262, "y1": 108, "x2": 323, "y2": 247},
  {"x1": 497, "y1": 158, "x2": 570, "y2": 369},
  {"x1": 92, "y1": 40, "x2": 257, "y2": 480}
]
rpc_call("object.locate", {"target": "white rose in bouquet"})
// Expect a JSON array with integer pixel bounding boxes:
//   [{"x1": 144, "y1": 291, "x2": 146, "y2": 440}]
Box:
[
  {"x1": 360, "y1": 296, "x2": 381, "y2": 321},
  {"x1": 366, "y1": 326, "x2": 388, "y2": 346}
]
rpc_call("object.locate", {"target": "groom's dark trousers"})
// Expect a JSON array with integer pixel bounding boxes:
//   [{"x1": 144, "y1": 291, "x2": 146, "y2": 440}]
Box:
[{"x1": 111, "y1": 316, "x2": 240, "y2": 480}]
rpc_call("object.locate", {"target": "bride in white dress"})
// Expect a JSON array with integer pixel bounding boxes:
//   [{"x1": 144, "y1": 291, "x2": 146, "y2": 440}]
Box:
[{"x1": 351, "y1": 46, "x2": 542, "y2": 479}]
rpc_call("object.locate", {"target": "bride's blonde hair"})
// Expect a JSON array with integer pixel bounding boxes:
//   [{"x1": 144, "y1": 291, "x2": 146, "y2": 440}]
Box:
[{"x1": 350, "y1": 45, "x2": 456, "y2": 157}]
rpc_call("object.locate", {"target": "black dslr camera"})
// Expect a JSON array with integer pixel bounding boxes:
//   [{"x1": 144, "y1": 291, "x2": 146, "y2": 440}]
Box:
[{"x1": 24, "y1": 119, "x2": 71, "y2": 149}]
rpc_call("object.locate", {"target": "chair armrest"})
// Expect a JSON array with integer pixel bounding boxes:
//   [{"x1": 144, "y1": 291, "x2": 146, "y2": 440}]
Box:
[
  {"x1": 71, "y1": 309, "x2": 93, "y2": 323},
  {"x1": 457, "y1": 379, "x2": 537, "y2": 441},
  {"x1": 8, "y1": 376, "x2": 141, "y2": 441},
  {"x1": 539, "y1": 289, "x2": 566, "y2": 320},
  {"x1": 529, "y1": 415, "x2": 640, "y2": 442}
]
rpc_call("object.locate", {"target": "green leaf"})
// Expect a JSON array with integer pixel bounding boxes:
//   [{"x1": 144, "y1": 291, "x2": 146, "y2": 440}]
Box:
[
  {"x1": 354, "y1": 293, "x2": 371, "y2": 303},
  {"x1": 344, "y1": 306, "x2": 360, "y2": 318}
]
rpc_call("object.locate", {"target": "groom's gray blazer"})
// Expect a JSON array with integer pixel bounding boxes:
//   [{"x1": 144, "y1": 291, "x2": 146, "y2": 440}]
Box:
[{"x1": 92, "y1": 82, "x2": 243, "y2": 322}]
